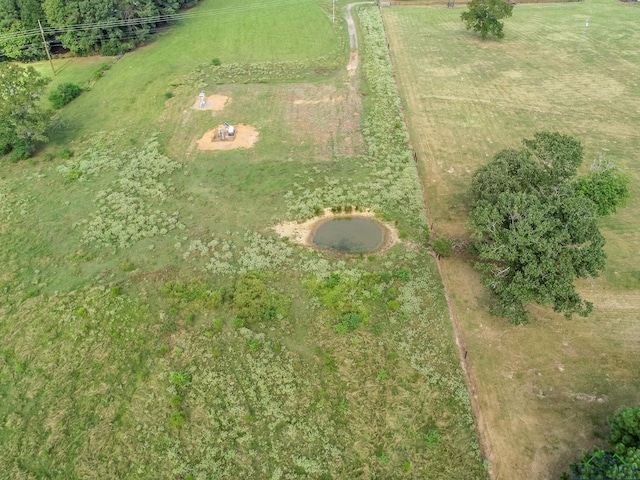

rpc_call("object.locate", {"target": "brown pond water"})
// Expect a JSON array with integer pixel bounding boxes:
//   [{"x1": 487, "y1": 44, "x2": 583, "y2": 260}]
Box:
[{"x1": 311, "y1": 217, "x2": 385, "y2": 253}]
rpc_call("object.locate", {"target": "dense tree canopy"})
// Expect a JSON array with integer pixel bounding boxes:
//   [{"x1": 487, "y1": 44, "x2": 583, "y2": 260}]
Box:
[
  {"x1": 0, "y1": 0, "x2": 46, "y2": 61},
  {"x1": 0, "y1": 62, "x2": 52, "y2": 156},
  {"x1": 468, "y1": 132, "x2": 629, "y2": 323},
  {"x1": 0, "y1": 0, "x2": 199, "y2": 60},
  {"x1": 460, "y1": 0, "x2": 513, "y2": 40}
]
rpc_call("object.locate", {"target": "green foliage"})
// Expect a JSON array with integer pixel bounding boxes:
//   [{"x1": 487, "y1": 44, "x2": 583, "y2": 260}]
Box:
[
  {"x1": 334, "y1": 312, "x2": 363, "y2": 333},
  {"x1": 574, "y1": 163, "x2": 631, "y2": 216},
  {"x1": 59, "y1": 148, "x2": 74, "y2": 159},
  {"x1": 380, "y1": 272, "x2": 393, "y2": 283},
  {"x1": 424, "y1": 428, "x2": 442, "y2": 447},
  {"x1": 564, "y1": 407, "x2": 640, "y2": 479},
  {"x1": 38, "y1": 0, "x2": 197, "y2": 56},
  {"x1": 161, "y1": 279, "x2": 219, "y2": 304},
  {"x1": 229, "y1": 272, "x2": 291, "y2": 325},
  {"x1": 171, "y1": 371, "x2": 192, "y2": 388},
  {"x1": 49, "y1": 83, "x2": 83, "y2": 109},
  {"x1": 91, "y1": 62, "x2": 111, "y2": 81},
  {"x1": 432, "y1": 237, "x2": 453, "y2": 257},
  {"x1": 211, "y1": 57, "x2": 221, "y2": 66},
  {"x1": 523, "y1": 131, "x2": 584, "y2": 183},
  {"x1": 610, "y1": 406, "x2": 640, "y2": 458},
  {"x1": 0, "y1": 0, "x2": 45, "y2": 61},
  {"x1": 468, "y1": 132, "x2": 614, "y2": 323},
  {"x1": 461, "y1": 0, "x2": 513, "y2": 40},
  {"x1": 0, "y1": 63, "x2": 52, "y2": 155},
  {"x1": 304, "y1": 272, "x2": 371, "y2": 322},
  {"x1": 7, "y1": 140, "x2": 31, "y2": 163},
  {"x1": 169, "y1": 409, "x2": 188, "y2": 429},
  {"x1": 395, "y1": 267, "x2": 411, "y2": 281}
]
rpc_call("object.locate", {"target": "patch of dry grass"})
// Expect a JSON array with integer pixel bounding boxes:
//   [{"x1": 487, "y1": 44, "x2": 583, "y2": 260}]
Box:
[{"x1": 384, "y1": 1, "x2": 640, "y2": 478}]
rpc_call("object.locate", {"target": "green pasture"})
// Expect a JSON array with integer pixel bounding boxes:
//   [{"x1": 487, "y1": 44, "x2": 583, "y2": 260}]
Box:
[
  {"x1": 0, "y1": 1, "x2": 487, "y2": 478},
  {"x1": 31, "y1": 0, "x2": 345, "y2": 146},
  {"x1": 383, "y1": 0, "x2": 640, "y2": 478}
]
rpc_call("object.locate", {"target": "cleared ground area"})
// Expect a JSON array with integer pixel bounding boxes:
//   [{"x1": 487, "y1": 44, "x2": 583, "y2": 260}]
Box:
[{"x1": 383, "y1": 1, "x2": 640, "y2": 478}]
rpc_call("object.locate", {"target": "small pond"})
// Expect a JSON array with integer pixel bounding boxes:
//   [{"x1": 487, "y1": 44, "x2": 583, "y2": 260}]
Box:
[{"x1": 311, "y1": 217, "x2": 385, "y2": 253}]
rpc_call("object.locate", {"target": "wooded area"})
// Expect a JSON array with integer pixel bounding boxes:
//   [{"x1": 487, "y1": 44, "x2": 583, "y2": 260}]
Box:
[{"x1": 0, "y1": 0, "x2": 200, "y2": 60}]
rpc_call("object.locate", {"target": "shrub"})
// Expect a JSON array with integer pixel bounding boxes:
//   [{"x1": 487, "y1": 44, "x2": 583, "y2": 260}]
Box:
[
  {"x1": 92, "y1": 62, "x2": 111, "y2": 81},
  {"x1": 609, "y1": 406, "x2": 640, "y2": 457},
  {"x1": 425, "y1": 429, "x2": 441, "y2": 447},
  {"x1": 380, "y1": 272, "x2": 393, "y2": 283},
  {"x1": 169, "y1": 409, "x2": 188, "y2": 429},
  {"x1": 59, "y1": 148, "x2": 73, "y2": 159},
  {"x1": 387, "y1": 300, "x2": 400, "y2": 311},
  {"x1": 49, "y1": 83, "x2": 82, "y2": 109},
  {"x1": 170, "y1": 371, "x2": 192, "y2": 388},
  {"x1": 335, "y1": 312, "x2": 362, "y2": 334},
  {"x1": 211, "y1": 58, "x2": 221, "y2": 66},
  {"x1": 7, "y1": 140, "x2": 31, "y2": 163},
  {"x1": 432, "y1": 237, "x2": 453, "y2": 257},
  {"x1": 164, "y1": 91, "x2": 174, "y2": 99},
  {"x1": 395, "y1": 267, "x2": 411, "y2": 281},
  {"x1": 230, "y1": 272, "x2": 290, "y2": 325},
  {"x1": 161, "y1": 280, "x2": 218, "y2": 304}
]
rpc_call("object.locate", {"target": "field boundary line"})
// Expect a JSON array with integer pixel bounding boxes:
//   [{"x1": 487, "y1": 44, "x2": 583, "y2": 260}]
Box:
[{"x1": 379, "y1": 9, "x2": 496, "y2": 479}]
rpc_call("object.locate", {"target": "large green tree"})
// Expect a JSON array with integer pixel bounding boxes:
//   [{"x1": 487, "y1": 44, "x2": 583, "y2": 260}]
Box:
[
  {"x1": 0, "y1": 62, "x2": 52, "y2": 156},
  {"x1": 461, "y1": 0, "x2": 513, "y2": 40},
  {"x1": 468, "y1": 132, "x2": 629, "y2": 323}
]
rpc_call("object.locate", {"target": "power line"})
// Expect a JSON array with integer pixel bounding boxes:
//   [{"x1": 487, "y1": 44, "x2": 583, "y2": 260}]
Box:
[{"x1": 0, "y1": 0, "x2": 312, "y2": 42}]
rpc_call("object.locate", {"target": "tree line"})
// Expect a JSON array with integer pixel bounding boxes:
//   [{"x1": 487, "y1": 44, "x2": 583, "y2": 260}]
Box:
[{"x1": 0, "y1": 0, "x2": 200, "y2": 61}]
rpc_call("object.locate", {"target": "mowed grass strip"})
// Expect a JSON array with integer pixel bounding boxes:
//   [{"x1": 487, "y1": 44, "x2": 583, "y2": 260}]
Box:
[{"x1": 384, "y1": 1, "x2": 640, "y2": 478}]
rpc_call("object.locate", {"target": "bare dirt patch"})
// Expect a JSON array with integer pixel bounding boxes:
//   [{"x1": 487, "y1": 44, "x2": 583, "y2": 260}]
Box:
[
  {"x1": 273, "y1": 208, "x2": 401, "y2": 254},
  {"x1": 283, "y1": 83, "x2": 364, "y2": 159},
  {"x1": 196, "y1": 124, "x2": 259, "y2": 151},
  {"x1": 192, "y1": 94, "x2": 230, "y2": 111}
]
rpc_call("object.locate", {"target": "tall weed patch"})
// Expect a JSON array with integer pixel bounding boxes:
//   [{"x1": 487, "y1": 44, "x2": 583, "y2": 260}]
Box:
[{"x1": 59, "y1": 137, "x2": 184, "y2": 249}]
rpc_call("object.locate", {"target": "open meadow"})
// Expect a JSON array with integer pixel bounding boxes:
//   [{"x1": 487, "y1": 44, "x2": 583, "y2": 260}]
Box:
[
  {"x1": 1, "y1": 0, "x2": 490, "y2": 478},
  {"x1": 383, "y1": 0, "x2": 640, "y2": 478}
]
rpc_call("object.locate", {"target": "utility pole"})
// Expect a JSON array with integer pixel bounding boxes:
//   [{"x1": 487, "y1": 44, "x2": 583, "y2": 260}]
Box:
[{"x1": 38, "y1": 19, "x2": 56, "y2": 76}]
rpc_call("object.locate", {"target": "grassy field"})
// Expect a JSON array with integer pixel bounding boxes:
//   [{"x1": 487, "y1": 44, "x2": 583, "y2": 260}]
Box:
[
  {"x1": 383, "y1": 1, "x2": 640, "y2": 478},
  {"x1": 1, "y1": 1, "x2": 489, "y2": 478}
]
